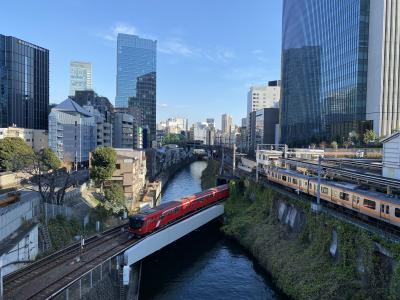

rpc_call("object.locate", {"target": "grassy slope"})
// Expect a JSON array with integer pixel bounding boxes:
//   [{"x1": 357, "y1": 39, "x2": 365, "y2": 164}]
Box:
[{"x1": 222, "y1": 180, "x2": 400, "y2": 300}]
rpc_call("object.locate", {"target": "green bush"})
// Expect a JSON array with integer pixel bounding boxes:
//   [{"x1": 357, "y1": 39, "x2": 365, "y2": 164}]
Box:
[{"x1": 222, "y1": 180, "x2": 400, "y2": 300}]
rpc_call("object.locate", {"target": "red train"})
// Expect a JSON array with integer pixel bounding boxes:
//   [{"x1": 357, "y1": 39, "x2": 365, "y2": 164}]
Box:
[{"x1": 128, "y1": 184, "x2": 229, "y2": 236}]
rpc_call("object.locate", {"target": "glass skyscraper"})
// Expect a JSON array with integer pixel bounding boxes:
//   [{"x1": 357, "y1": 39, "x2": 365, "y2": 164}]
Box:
[
  {"x1": 0, "y1": 35, "x2": 49, "y2": 130},
  {"x1": 115, "y1": 34, "x2": 156, "y2": 143},
  {"x1": 280, "y1": 0, "x2": 371, "y2": 146}
]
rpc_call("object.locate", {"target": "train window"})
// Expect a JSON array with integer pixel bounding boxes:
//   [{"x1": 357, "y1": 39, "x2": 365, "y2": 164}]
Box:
[
  {"x1": 282, "y1": 176, "x2": 287, "y2": 181},
  {"x1": 340, "y1": 192, "x2": 349, "y2": 201},
  {"x1": 386, "y1": 206, "x2": 389, "y2": 214},
  {"x1": 160, "y1": 214, "x2": 165, "y2": 219},
  {"x1": 293, "y1": 178, "x2": 298, "y2": 184},
  {"x1": 288, "y1": 177, "x2": 292, "y2": 183},
  {"x1": 395, "y1": 208, "x2": 400, "y2": 218},
  {"x1": 363, "y1": 199, "x2": 376, "y2": 210},
  {"x1": 381, "y1": 204, "x2": 384, "y2": 212},
  {"x1": 321, "y1": 187, "x2": 329, "y2": 194}
]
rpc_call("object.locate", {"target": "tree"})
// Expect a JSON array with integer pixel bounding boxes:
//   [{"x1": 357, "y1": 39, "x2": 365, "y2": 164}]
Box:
[
  {"x1": 343, "y1": 137, "x2": 353, "y2": 149},
  {"x1": 162, "y1": 133, "x2": 186, "y2": 145},
  {"x1": 18, "y1": 148, "x2": 73, "y2": 205},
  {"x1": 363, "y1": 129, "x2": 380, "y2": 146},
  {"x1": 0, "y1": 137, "x2": 34, "y2": 171},
  {"x1": 104, "y1": 183, "x2": 126, "y2": 214},
  {"x1": 348, "y1": 130, "x2": 360, "y2": 146},
  {"x1": 331, "y1": 141, "x2": 338, "y2": 150},
  {"x1": 90, "y1": 147, "x2": 116, "y2": 185}
]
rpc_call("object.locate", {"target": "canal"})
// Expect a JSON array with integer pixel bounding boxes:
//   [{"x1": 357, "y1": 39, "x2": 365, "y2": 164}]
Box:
[{"x1": 139, "y1": 161, "x2": 282, "y2": 300}]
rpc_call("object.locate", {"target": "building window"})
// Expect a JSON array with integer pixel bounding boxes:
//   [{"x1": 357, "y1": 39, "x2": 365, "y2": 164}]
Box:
[{"x1": 116, "y1": 164, "x2": 121, "y2": 169}]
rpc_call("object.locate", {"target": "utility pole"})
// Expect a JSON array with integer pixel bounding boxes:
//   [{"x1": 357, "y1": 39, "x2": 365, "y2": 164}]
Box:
[
  {"x1": 256, "y1": 144, "x2": 259, "y2": 182},
  {"x1": 312, "y1": 155, "x2": 322, "y2": 212},
  {"x1": 0, "y1": 255, "x2": 4, "y2": 300},
  {"x1": 232, "y1": 144, "x2": 236, "y2": 174}
]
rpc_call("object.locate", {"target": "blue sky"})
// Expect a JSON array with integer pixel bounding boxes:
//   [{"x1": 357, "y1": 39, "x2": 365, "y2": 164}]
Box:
[{"x1": 1, "y1": 0, "x2": 282, "y2": 128}]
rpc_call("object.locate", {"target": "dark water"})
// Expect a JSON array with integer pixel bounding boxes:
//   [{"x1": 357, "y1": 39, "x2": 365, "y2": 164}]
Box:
[{"x1": 140, "y1": 161, "x2": 280, "y2": 300}]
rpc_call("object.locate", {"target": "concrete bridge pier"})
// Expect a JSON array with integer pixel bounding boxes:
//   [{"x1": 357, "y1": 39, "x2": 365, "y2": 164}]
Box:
[{"x1": 121, "y1": 261, "x2": 142, "y2": 300}]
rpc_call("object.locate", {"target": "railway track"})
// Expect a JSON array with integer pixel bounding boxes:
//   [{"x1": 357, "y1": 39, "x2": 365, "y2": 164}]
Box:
[
  {"x1": 3, "y1": 224, "x2": 129, "y2": 300},
  {"x1": 31, "y1": 238, "x2": 136, "y2": 300},
  {"x1": 282, "y1": 158, "x2": 400, "y2": 191}
]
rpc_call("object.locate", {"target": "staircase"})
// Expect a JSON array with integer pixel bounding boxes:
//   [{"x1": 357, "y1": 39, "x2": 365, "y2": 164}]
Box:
[{"x1": 38, "y1": 223, "x2": 52, "y2": 252}]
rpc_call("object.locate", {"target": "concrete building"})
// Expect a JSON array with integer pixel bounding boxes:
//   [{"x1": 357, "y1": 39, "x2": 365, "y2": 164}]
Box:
[
  {"x1": 221, "y1": 114, "x2": 233, "y2": 134},
  {"x1": 69, "y1": 61, "x2": 92, "y2": 96},
  {"x1": 48, "y1": 98, "x2": 96, "y2": 165},
  {"x1": 83, "y1": 106, "x2": 113, "y2": 147},
  {"x1": 206, "y1": 118, "x2": 215, "y2": 129},
  {"x1": 367, "y1": 1, "x2": 400, "y2": 137},
  {"x1": 113, "y1": 112, "x2": 134, "y2": 149},
  {"x1": 0, "y1": 127, "x2": 48, "y2": 151},
  {"x1": 111, "y1": 149, "x2": 146, "y2": 206},
  {"x1": 191, "y1": 122, "x2": 208, "y2": 144},
  {"x1": 247, "y1": 81, "x2": 280, "y2": 116},
  {"x1": 381, "y1": 131, "x2": 400, "y2": 180},
  {"x1": 165, "y1": 117, "x2": 188, "y2": 134},
  {"x1": 249, "y1": 108, "x2": 280, "y2": 155},
  {"x1": 0, "y1": 35, "x2": 49, "y2": 130}
]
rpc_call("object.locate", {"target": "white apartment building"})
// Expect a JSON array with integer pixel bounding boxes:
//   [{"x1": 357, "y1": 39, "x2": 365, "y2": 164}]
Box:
[
  {"x1": 0, "y1": 127, "x2": 48, "y2": 151},
  {"x1": 247, "y1": 81, "x2": 280, "y2": 116},
  {"x1": 69, "y1": 61, "x2": 92, "y2": 96},
  {"x1": 166, "y1": 117, "x2": 188, "y2": 134},
  {"x1": 367, "y1": 1, "x2": 400, "y2": 137}
]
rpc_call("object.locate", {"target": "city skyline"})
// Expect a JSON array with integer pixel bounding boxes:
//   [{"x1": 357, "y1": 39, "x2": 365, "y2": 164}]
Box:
[{"x1": 0, "y1": 0, "x2": 282, "y2": 126}]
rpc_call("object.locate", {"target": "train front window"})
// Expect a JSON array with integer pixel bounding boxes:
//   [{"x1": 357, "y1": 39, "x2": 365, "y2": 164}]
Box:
[{"x1": 130, "y1": 216, "x2": 144, "y2": 229}]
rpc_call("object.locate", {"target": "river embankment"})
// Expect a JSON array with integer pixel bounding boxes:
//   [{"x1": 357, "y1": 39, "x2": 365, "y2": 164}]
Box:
[{"x1": 201, "y1": 160, "x2": 400, "y2": 300}]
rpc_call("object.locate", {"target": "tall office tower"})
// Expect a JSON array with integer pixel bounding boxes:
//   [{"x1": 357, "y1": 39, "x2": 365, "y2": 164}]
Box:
[
  {"x1": 221, "y1": 114, "x2": 233, "y2": 134},
  {"x1": 281, "y1": 0, "x2": 400, "y2": 146},
  {"x1": 69, "y1": 61, "x2": 92, "y2": 96},
  {"x1": 367, "y1": 1, "x2": 400, "y2": 137},
  {"x1": 0, "y1": 35, "x2": 49, "y2": 129},
  {"x1": 247, "y1": 81, "x2": 280, "y2": 116},
  {"x1": 115, "y1": 34, "x2": 157, "y2": 142}
]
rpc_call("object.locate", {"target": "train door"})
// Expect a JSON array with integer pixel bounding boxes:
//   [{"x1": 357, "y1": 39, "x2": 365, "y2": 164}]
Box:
[
  {"x1": 352, "y1": 194, "x2": 360, "y2": 211},
  {"x1": 380, "y1": 203, "x2": 390, "y2": 222}
]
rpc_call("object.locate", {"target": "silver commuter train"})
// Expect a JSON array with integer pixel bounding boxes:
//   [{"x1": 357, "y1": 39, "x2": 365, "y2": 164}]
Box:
[{"x1": 266, "y1": 168, "x2": 400, "y2": 228}]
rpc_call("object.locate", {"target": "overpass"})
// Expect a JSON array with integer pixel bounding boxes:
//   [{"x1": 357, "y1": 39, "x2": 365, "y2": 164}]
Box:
[{"x1": 3, "y1": 201, "x2": 226, "y2": 300}]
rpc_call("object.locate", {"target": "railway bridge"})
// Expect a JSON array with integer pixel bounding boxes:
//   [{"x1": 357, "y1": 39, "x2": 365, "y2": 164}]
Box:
[{"x1": 2, "y1": 202, "x2": 226, "y2": 300}]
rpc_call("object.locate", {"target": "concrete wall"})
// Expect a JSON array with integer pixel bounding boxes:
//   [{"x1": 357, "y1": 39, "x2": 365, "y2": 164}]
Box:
[
  {"x1": 0, "y1": 195, "x2": 40, "y2": 242},
  {"x1": 2, "y1": 224, "x2": 39, "y2": 276}
]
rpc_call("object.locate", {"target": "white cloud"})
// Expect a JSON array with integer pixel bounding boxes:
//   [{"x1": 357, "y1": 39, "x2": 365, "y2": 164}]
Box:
[
  {"x1": 158, "y1": 38, "x2": 196, "y2": 57},
  {"x1": 99, "y1": 22, "x2": 139, "y2": 41},
  {"x1": 252, "y1": 49, "x2": 264, "y2": 55},
  {"x1": 158, "y1": 103, "x2": 169, "y2": 108}
]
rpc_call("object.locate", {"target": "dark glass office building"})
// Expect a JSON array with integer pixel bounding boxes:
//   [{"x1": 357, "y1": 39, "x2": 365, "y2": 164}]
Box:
[
  {"x1": 280, "y1": 0, "x2": 371, "y2": 146},
  {"x1": 0, "y1": 35, "x2": 49, "y2": 130},
  {"x1": 115, "y1": 34, "x2": 156, "y2": 143}
]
